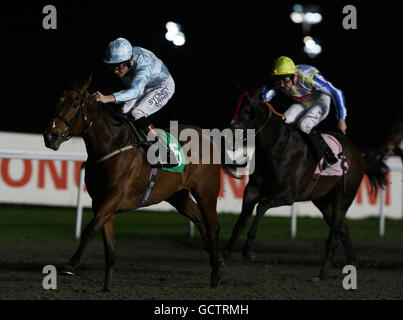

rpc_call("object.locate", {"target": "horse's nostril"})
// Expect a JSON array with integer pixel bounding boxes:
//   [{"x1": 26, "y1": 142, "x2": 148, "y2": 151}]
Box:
[{"x1": 47, "y1": 132, "x2": 59, "y2": 141}]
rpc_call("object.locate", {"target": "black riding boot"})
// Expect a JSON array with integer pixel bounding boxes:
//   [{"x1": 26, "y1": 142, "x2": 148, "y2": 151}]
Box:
[
  {"x1": 134, "y1": 117, "x2": 178, "y2": 168},
  {"x1": 304, "y1": 131, "x2": 338, "y2": 170}
]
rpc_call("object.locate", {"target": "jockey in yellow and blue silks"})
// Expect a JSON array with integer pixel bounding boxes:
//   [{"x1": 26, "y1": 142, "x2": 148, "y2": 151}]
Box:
[
  {"x1": 92, "y1": 37, "x2": 177, "y2": 168},
  {"x1": 262, "y1": 56, "x2": 347, "y2": 169}
]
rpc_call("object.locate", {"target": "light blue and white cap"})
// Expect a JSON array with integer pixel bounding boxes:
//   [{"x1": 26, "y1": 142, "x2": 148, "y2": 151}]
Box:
[{"x1": 103, "y1": 37, "x2": 133, "y2": 64}]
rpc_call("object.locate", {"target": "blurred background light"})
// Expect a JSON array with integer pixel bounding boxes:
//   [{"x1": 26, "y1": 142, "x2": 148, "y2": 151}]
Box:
[
  {"x1": 303, "y1": 37, "x2": 322, "y2": 58},
  {"x1": 290, "y1": 4, "x2": 322, "y2": 25},
  {"x1": 173, "y1": 31, "x2": 186, "y2": 46},
  {"x1": 290, "y1": 12, "x2": 304, "y2": 23},
  {"x1": 165, "y1": 21, "x2": 185, "y2": 46},
  {"x1": 304, "y1": 12, "x2": 322, "y2": 24}
]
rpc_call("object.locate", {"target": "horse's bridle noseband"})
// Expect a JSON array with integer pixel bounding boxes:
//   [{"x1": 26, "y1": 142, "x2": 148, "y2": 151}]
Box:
[
  {"x1": 232, "y1": 90, "x2": 286, "y2": 140},
  {"x1": 54, "y1": 89, "x2": 100, "y2": 140}
]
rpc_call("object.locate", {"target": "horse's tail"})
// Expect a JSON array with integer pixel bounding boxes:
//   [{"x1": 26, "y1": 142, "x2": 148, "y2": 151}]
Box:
[{"x1": 363, "y1": 149, "x2": 389, "y2": 194}]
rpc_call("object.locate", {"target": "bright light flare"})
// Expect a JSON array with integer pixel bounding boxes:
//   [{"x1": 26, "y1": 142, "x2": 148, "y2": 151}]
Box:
[
  {"x1": 304, "y1": 37, "x2": 322, "y2": 58},
  {"x1": 165, "y1": 21, "x2": 185, "y2": 46}
]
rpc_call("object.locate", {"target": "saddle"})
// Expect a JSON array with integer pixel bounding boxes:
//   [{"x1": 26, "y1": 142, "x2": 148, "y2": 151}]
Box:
[
  {"x1": 103, "y1": 106, "x2": 186, "y2": 172},
  {"x1": 314, "y1": 133, "x2": 348, "y2": 175},
  {"x1": 298, "y1": 129, "x2": 348, "y2": 175}
]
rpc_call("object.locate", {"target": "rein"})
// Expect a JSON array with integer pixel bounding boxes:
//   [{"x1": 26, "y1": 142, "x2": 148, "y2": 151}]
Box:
[
  {"x1": 232, "y1": 90, "x2": 286, "y2": 138},
  {"x1": 254, "y1": 100, "x2": 286, "y2": 137},
  {"x1": 54, "y1": 89, "x2": 101, "y2": 141},
  {"x1": 54, "y1": 88, "x2": 140, "y2": 165}
]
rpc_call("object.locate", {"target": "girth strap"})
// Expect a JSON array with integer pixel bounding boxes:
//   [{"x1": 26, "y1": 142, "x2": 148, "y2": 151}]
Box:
[{"x1": 136, "y1": 167, "x2": 158, "y2": 208}]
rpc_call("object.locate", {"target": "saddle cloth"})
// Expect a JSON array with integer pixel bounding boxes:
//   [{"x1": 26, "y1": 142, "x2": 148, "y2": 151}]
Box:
[{"x1": 314, "y1": 134, "x2": 348, "y2": 176}]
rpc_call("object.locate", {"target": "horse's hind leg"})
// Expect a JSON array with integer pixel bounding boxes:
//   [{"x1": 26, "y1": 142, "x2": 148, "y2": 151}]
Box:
[
  {"x1": 338, "y1": 221, "x2": 356, "y2": 264},
  {"x1": 191, "y1": 187, "x2": 221, "y2": 288},
  {"x1": 167, "y1": 191, "x2": 210, "y2": 252},
  {"x1": 102, "y1": 217, "x2": 116, "y2": 292},
  {"x1": 313, "y1": 188, "x2": 355, "y2": 280},
  {"x1": 313, "y1": 194, "x2": 340, "y2": 280}
]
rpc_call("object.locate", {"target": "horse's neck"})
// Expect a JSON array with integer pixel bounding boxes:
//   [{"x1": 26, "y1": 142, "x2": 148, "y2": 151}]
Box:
[
  {"x1": 83, "y1": 104, "x2": 131, "y2": 162},
  {"x1": 258, "y1": 114, "x2": 294, "y2": 155}
]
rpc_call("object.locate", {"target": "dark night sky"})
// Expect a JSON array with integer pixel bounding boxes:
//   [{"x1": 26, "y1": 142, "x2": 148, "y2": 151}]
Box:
[{"x1": 1, "y1": 1, "x2": 401, "y2": 150}]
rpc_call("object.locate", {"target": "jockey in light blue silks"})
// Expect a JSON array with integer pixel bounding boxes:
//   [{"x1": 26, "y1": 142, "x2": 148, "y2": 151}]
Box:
[
  {"x1": 261, "y1": 56, "x2": 347, "y2": 169},
  {"x1": 93, "y1": 37, "x2": 177, "y2": 167}
]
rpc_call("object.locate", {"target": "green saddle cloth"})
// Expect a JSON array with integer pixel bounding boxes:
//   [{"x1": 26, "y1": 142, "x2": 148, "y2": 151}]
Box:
[
  {"x1": 159, "y1": 130, "x2": 186, "y2": 172},
  {"x1": 149, "y1": 129, "x2": 186, "y2": 173}
]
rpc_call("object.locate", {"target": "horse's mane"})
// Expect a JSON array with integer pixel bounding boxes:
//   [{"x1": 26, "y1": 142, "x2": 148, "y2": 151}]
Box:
[{"x1": 102, "y1": 104, "x2": 128, "y2": 126}]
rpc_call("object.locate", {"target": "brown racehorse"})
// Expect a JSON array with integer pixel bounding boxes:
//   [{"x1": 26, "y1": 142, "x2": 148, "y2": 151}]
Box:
[
  {"x1": 222, "y1": 89, "x2": 388, "y2": 280},
  {"x1": 44, "y1": 75, "x2": 222, "y2": 291}
]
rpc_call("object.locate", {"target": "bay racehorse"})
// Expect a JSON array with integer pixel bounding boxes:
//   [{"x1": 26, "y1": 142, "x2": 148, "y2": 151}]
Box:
[
  {"x1": 44, "y1": 75, "x2": 222, "y2": 291},
  {"x1": 222, "y1": 89, "x2": 388, "y2": 280}
]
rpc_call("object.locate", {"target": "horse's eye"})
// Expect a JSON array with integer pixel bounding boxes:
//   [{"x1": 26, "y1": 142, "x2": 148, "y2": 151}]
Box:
[{"x1": 72, "y1": 103, "x2": 78, "y2": 109}]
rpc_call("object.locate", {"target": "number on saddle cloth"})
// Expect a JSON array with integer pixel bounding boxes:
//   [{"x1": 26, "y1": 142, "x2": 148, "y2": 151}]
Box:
[{"x1": 148, "y1": 129, "x2": 187, "y2": 173}]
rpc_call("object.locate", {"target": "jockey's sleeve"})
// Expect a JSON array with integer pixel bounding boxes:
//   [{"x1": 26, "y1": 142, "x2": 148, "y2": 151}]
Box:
[
  {"x1": 311, "y1": 73, "x2": 347, "y2": 120},
  {"x1": 113, "y1": 54, "x2": 155, "y2": 103},
  {"x1": 261, "y1": 87, "x2": 277, "y2": 102}
]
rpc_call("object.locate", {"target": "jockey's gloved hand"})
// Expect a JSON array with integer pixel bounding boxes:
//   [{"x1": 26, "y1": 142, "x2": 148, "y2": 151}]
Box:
[{"x1": 261, "y1": 87, "x2": 270, "y2": 100}]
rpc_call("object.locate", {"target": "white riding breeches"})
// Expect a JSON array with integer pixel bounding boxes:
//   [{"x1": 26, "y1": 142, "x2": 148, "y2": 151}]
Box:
[
  {"x1": 121, "y1": 75, "x2": 175, "y2": 120},
  {"x1": 284, "y1": 94, "x2": 331, "y2": 134}
]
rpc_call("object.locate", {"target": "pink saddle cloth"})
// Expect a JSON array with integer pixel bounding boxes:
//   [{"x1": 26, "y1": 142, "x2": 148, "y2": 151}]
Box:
[{"x1": 314, "y1": 134, "x2": 348, "y2": 176}]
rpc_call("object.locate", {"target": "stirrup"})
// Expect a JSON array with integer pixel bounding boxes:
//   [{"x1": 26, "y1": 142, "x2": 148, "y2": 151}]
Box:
[
  {"x1": 151, "y1": 161, "x2": 178, "y2": 169},
  {"x1": 322, "y1": 153, "x2": 337, "y2": 170},
  {"x1": 150, "y1": 151, "x2": 179, "y2": 169}
]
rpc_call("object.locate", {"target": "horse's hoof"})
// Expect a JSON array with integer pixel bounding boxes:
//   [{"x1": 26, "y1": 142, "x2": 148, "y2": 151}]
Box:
[
  {"x1": 59, "y1": 264, "x2": 75, "y2": 276},
  {"x1": 210, "y1": 271, "x2": 221, "y2": 288},
  {"x1": 222, "y1": 249, "x2": 232, "y2": 260},
  {"x1": 312, "y1": 276, "x2": 322, "y2": 282},
  {"x1": 242, "y1": 250, "x2": 256, "y2": 261},
  {"x1": 102, "y1": 287, "x2": 111, "y2": 293},
  {"x1": 210, "y1": 275, "x2": 221, "y2": 288},
  {"x1": 318, "y1": 271, "x2": 328, "y2": 281}
]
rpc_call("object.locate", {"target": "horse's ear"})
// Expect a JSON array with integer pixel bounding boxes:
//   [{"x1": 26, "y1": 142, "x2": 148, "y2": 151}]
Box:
[
  {"x1": 81, "y1": 74, "x2": 92, "y2": 92},
  {"x1": 235, "y1": 81, "x2": 245, "y2": 93}
]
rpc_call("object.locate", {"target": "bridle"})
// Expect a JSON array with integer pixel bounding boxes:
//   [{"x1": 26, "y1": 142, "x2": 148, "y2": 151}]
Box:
[
  {"x1": 54, "y1": 89, "x2": 101, "y2": 140},
  {"x1": 51, "y1": 87, "x2": 141, "y2": 166},
  {"x1": 232, "y1": 90, "x2": 286, "y2": 139}
]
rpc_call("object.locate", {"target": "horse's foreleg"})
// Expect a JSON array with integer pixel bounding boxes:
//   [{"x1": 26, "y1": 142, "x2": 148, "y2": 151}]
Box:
[
  {"x1": 62, "y1": 218, "x2": 98, "y2": 274},
  {"x1": 62, "y1": 197, "x2": 119, "y2": 287},
  {"x1": 223, "y1": 185, "x2": 260, "y2": 260},
  {"x1": 242, "y1": 189, "x2": 295, "y2": 261},
  {"x1": 102, "y1": 217, "x2": 116, "y2": 292},
  {"x1": 242, "y1": 202, "x2": 268, "y2": 261}
]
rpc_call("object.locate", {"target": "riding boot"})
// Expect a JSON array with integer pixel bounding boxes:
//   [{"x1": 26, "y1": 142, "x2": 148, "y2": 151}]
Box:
[
  {"x1": 304, "y1": 131, "x2": 338, "y2": 170},
  {"x1": 134, "y1": 117, "x2": 178, "y2": 168}
]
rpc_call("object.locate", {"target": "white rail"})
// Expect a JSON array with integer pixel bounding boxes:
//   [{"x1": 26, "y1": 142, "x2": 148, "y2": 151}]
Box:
[
  {"x1": 0, "y1": 148, "x2": 87, "y2": 239},
  {"x1": 0, "y1": 148, "x2": 401, "y2": 239}
]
